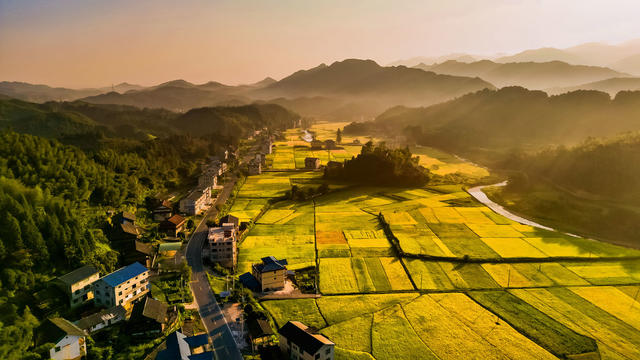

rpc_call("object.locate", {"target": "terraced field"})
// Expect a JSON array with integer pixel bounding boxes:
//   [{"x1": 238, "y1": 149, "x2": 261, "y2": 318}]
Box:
[{"x1": 235, "y1": 128, "x2": 640, "y2": 360}]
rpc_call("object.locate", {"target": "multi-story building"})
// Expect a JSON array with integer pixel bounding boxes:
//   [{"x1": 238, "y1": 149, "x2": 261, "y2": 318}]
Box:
[
  {"x1": 56, "y1": 265, "x2": 100, "y2": 308},
  {"x1": 179, "y1": 186, "x2": 211, "y2": 215},
  {"x1": 252, "y1": 256, "x2": 288, "y2": 292},
  {"x1": 248, "y1": 159, "x2": 262, "y2": 175},
  {"x1": 304, "y1": 157, "x2": 321, "y2": 170},
  {"x1": 208, "y1": 223, "x2": 237, "y2": 268},
  {"x1": 278, "y1": 321, "x2": 334, "y2": 360},
  {"x1": 92, "y1": 262, "x2": 150, "y2": 309}
]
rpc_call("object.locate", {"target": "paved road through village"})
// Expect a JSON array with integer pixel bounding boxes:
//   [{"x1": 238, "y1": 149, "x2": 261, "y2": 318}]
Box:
[{"x1": 185, "y1": 177, "x2": 243, "y2": 360}]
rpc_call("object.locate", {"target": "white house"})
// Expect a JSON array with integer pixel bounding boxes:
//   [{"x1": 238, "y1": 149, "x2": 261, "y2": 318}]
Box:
[
  {"x1": 76, "y1": 306, "x2": 126, "y2": 333},
  {"x1": 278, "y1": 321, "x2": 334, "y2": 360},
  {"x1": 92, "y1": 262, "x2": 150, "y2": 309},
  {"x1": 36, "y1": 318, "x2": 87, "y2": 360}
]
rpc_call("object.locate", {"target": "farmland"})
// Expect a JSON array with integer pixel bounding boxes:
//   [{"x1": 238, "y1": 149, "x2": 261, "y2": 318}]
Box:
[{"x1": 235, "y1": 126, "x2": 640, "y2": 360}]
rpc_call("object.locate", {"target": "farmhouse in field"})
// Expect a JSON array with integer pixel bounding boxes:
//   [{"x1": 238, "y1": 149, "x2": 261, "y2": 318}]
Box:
[
  {"x1": 304, "y1": 157, "x2": 321, "y2": 170},
  {"x1": 152, "y1": 200, "x2": 173, "y2": 221},
  {"x1": 179, "y1": 186, "x2": 211, "y2": 215},
  {"x1": 208, "y1": 223, "x2": 238, "y2": 268},
  {"x1": 278, "y1": 321, "x2": 335, "y2": 360},
  {"x1": 252, "y1": 256, "x2": 288, "y2": 292},
  {"x1": 156, "y1": 330, "x2": 213, "y2": 360},
  {"x1": 219, "y1": 214, "x2": 240, "y2": 230},
  {"x1": 76, "y1": 306, "x2": 126, "y2": 334},
  {"x1": 159, "y1": 214, "x2": 186, "y2": 237},
  {"x1": 92, "y1": 262, "x2": 150, "y2": 308},
  {"x1": 56, "y1": 265, "x2": 100, "y2": 308},
  {"x1": 310, "y1": 140, "x2": 324, "y2": 150},
  {"x1": 248, "y1": 158, "x2": 262, "y2": 175},
  {"x1": 324, "y1": 139, "x2": 337, "y2": 150},
  {"x1": 35, "y1": 317, "x2": 87, "y2": 360}
]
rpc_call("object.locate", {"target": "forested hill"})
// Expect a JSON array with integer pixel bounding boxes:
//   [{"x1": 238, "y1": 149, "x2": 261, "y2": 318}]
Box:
[
  {"x1": 504, "y1": 133, "x2": 640, "y2": 203},
  {"x1": 0, "y1": 98, "x2": 299, "y2": 141},
  {"x1": 374, "y1": 87, "x2": 640, "y2": 158}
]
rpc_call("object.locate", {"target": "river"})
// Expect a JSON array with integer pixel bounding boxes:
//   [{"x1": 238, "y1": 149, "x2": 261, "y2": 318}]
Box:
[{"x1": 467, "y1": 181, "x2": 557, "y2": 232}]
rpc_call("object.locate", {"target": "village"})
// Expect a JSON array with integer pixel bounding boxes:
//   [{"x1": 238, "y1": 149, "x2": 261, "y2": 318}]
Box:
[{"x1": 36, "y1": 129, "x2": 337, "y2": 360}]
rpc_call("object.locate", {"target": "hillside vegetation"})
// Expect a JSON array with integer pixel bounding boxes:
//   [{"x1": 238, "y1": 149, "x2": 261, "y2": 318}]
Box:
[{"x1": 375, "y1": 87, "x2": 640, "y2": 159}]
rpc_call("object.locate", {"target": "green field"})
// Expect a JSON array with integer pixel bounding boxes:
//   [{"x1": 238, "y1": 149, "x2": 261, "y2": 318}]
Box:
[{"x1": 237, "y1": 138, "x2": 640, "y2": 360}]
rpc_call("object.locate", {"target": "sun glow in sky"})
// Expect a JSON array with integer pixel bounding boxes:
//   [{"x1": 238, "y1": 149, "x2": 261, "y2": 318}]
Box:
[{"x1": 1, "y1": 0, "x2": 640, "y2": 87}]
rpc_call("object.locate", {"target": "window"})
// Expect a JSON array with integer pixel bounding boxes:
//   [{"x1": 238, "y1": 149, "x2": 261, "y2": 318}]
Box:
[
  {"x1": 315, "y1": 354, "x2": 320, "y2": 360},
  {"x1": 54, "y1": 346, "x2": 61, "y2": 352},
  {"x1": 118, "y1": 291, "x2": 122, "y2": 296},
  {"x1": 326, "y1": 348, "x2": 331, "y2": 355}
]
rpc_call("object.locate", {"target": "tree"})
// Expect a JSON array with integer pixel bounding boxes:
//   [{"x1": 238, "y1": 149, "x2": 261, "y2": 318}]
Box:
[{"x1": 336, "y1": 128, "x2": 342, "y2": 144}]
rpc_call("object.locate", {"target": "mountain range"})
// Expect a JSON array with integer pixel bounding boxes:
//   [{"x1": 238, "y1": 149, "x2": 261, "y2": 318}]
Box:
[
  {"x1": 0, "y1": 59, "x2": 494, "y2": 120},
  {"x1": 414, "y1": 60, "x2": 627, "y2": 90}
]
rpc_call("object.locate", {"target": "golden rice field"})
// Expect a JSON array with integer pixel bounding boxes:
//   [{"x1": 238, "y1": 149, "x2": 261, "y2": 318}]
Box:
[{"x1": 232, "y1": 133, "x2": 640, "y2": 360}]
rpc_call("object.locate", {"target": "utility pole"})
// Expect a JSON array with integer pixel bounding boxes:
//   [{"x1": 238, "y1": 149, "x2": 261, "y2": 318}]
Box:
[{"x1": 507, "y1": 268, "x2": 511, "y2": 288}]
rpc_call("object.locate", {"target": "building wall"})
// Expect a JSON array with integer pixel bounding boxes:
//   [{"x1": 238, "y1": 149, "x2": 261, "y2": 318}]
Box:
[
  {"x1": 254, "y1": 269, "x2": 286, "y2": 292},
  {"x1": 93, "y1": 271, "x2": 150, "y2": 308},
  {"x1": 50, "y1": 335, "x2": 86, "y2": 360},
  {"x1": 68, "y1": 273, "x2": 99, "y2": 308},
  {"x1": 278, "y1": 336, "x2": 333, "y2": 360}
]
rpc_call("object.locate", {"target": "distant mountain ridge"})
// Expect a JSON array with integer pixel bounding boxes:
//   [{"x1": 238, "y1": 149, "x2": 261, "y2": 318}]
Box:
[
  {"x1": 414, "y1": 60, "x2": 627, "y2": 90},
  {"x1": 1, "y1": 59, "x2": 493, "y2": 120},
  {"x1": 548, "y1": 77, "x2": 640, "y2": 96}
]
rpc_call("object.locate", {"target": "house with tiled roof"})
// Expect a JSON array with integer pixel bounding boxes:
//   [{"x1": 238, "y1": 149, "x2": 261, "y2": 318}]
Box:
[
  {"x1": 252, "y1": 256, "x2": 288, "y2": 292},
  {"x1": 35, "y1": 317, "x2": 87, "y2": 360},
  {"x1": 76, "y1": 306, "x2": 126, "y2": 333},
  {"x1": 278, "y1": 321, "x2": 334, "y2": 360},
  {"x1": 159, "y1": 214, "x2": 186, "y2": 237},
  {"x1": 92, "y1": 262, "x2": 150, "y2": 309},
  {"x1": 129, "y1": 296, "x2": 170, "y2": 335},
  {"x1": 56, "y1": 265, "x2": 100, "y2": 308}
]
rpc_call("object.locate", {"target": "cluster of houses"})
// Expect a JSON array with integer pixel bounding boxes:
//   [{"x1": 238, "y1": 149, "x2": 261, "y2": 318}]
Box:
[
  {"x1": 247, "y1": 135, "x2": 274, "y2": 175},
  {"x1": 38, "y1": 262, "x2": 159, "y2": 360},
  {"x1": 180, "y1": 155, "x2": 229, "y2": 216}
]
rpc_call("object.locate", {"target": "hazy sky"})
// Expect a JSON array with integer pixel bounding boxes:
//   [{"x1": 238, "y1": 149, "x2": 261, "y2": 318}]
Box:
[{"x1": 1, "y1": 0, "x2": 640, "y2": 88}]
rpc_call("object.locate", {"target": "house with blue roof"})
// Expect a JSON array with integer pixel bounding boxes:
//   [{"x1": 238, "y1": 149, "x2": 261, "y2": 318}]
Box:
[
  {"x1": 92, "y1": 262, "x2": 150, "y2": 308},
  {"x1": 251, "y1": 256, "x2": 288, "y2": 292},
  {"x1": 156, "y1": 331, "x2": 213, "y2": 360}
]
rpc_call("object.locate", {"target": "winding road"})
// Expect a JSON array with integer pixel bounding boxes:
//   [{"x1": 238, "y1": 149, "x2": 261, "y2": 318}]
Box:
[{"x1": 185, "y1": 177, "x2": 243, "y2": 360}]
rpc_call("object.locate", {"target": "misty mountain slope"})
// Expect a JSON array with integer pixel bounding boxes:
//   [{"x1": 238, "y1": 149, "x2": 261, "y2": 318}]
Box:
[
  {"x1": 252, "y1": 59, "x2": 494, "y2": 110},
  {"x1": 388, "y1": 53, "x2": 478, "y2": 67},
  {"x1": 415, "y1": 60, "x2": 626, "y2": 89},
  {"x1": 81, "y1": 85, "x2": 252, "y2": 111},
  {"x1": 0, "y1": 81, "x2": 145, "y2": 103},
  {"x1": 376, "y1": 87, "x2": 640, "y2": 153},
  {"x1": 494, "y1": 39, "x2": 640, "y2": 74},
  {"x1": 548, "y1": 77, "x2": 640, "y2": 96},
  {"x1": 0, "y1": 81, "x2": 104, "y2": 102}
]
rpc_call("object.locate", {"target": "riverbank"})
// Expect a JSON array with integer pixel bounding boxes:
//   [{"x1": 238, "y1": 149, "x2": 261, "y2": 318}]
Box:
[{"x1": 473, "y1": 181, "x2": 640, "y2": 250}]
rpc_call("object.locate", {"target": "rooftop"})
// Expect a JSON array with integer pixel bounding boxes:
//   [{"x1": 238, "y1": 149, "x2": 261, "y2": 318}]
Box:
[
  {"x1": 156, "y1": 331, "x2": 213, "y2": 360},
  {"x1": 166, "y1": 214, "x2": 186, "y2": 226},
  {"x1": 122, "y1": 211, "x2": 136, "y2": 221},
  {"x1": 101, "y1": 262, "x2": 148, "y2": 287},
  {"x1": 254, "y1": 256, "x2": 288, "y2": 273},
  {"x1": 159, "y1": 242, "x2": 183, "y2": 253},
  {"x1": 58, "y1": 265, "x2": 99, "y2": 286},
  {"x1": 76, "y1": 306, "x2": 126, "y2": 330},
  {"x1": 142, "y1": 297, "x2": 168, "y2": 324},
  {"x1": 36, "y1": 317, "x2": 86, "y2": 346},
  {"x1": 278, "y1": 321, "x2": 334, "y2": 355},
  {"x1": 120, "y1": 222, "x2": 140, "y2": 236}
]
